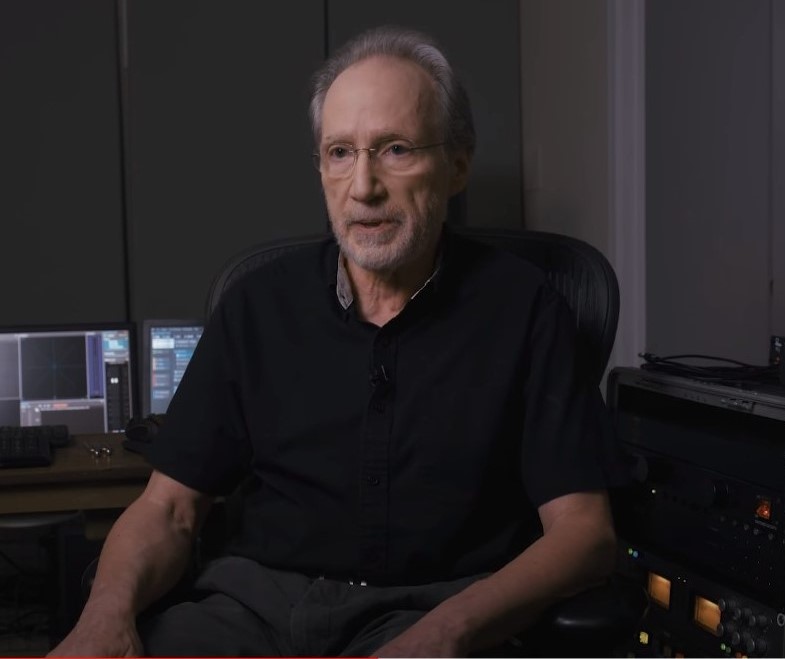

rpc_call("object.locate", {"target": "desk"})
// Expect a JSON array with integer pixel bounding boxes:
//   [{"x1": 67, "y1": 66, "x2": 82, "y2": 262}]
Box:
[{"x1": 1, "y1": 433, "x2": 152, "y2": 518}]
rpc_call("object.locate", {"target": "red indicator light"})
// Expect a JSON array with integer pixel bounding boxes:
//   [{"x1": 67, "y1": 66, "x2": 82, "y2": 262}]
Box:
[{"x1": 756, "y1": 497, "x2": 772, "y2": 521}]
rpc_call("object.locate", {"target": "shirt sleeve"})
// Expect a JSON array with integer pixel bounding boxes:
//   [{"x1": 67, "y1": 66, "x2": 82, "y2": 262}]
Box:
[{"x1": 520, "y1": 283, "x2": 631, "y2": 508}]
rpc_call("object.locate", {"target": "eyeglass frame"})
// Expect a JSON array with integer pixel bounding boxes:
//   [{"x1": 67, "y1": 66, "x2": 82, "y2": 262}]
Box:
[{"x1": 312, "y1": 139, "x2": 448, "y2": 178}]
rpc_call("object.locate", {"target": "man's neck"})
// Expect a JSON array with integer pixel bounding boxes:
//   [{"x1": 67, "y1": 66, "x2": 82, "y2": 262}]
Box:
[{"x1": 344, "y1": 247, "x2": 438, "y2": 327}]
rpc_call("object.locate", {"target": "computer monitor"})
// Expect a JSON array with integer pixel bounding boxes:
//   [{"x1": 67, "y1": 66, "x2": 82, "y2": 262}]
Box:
[
  {"x1": 142, "y1": 319, "x2": 204, "y2": 416},
  {"x1": 0, "y1": 322, "x2": 135, "y2": 433}
]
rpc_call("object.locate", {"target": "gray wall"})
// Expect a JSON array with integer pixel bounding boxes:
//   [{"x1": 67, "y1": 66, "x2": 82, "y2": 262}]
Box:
[
  {"x1": 523, "y1": 0, "x2": 783, "y2": 368},
  {"x1": 124, "y1": 0, "x2": 326, "y2": 321},
  {"x1": 0, "y1": 0, "x2": 127, "y2": 325},
  {"x1": 646, "y1": 0, "x2": 776, "y2": 364},
  {"x1": 773, "y1": 0, "x2": 785, "y2": 341},
  {"x1": 519, "y1": 0, "x2": 610, "y2": 258}
]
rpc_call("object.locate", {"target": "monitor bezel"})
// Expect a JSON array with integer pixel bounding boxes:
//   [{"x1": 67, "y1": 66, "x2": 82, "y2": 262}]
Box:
[{"x1": 141, "y1": 318, "x2": 205, "y2": 417}]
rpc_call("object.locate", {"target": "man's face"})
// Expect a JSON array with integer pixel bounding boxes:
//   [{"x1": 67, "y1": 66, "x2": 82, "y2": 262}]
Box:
[{"x1": 319, "y1": 56, "x2": 468, "y2": 274}]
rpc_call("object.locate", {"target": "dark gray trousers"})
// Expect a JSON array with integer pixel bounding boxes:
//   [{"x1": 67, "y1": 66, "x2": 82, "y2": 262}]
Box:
[{"x1": 138, "y1": 556, "x2": 514, "y2": 657}]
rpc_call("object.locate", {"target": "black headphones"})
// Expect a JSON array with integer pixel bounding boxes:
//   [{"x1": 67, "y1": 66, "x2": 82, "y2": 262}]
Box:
[{"x1": 124, "y1": 413, "x2": 166, "y2": 443}]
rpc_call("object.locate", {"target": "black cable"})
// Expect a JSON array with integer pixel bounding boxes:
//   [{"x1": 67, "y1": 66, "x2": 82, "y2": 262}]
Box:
[
  {"x1": 639, "y1": 352, "x2": 780, "y2": 384},
  {"x1": 641, "y1": 353, "x2": 756, "y2": 367}
]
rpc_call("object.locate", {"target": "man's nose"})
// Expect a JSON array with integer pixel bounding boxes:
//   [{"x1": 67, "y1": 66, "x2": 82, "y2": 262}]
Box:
[{"x1": 349, "y1": 150, "x2": 383, "y2": 200}]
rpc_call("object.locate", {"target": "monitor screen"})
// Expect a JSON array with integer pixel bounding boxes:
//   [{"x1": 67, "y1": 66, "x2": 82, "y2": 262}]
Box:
[
  {"x1": 142, "y1": 319, "x2": 204, "y2": 416},
  {"x1": 0, "y1": 323, "x2": 135, "y2": 433}
]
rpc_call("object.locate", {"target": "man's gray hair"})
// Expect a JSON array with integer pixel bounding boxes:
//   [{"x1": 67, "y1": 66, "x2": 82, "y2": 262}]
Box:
[{"x1": 309, "y1": 25, "x2": 476, "y2": 156}]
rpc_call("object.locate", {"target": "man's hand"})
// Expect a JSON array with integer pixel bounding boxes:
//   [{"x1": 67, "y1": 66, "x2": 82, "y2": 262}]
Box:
[{"x1": 47, "y1": 610, "x2": 142, "y2": 657}]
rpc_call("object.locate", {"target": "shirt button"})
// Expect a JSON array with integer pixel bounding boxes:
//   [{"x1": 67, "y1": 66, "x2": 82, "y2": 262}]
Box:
[
  {"x1": 378, "y1": 336, "x2": 390, "y2": 347},
  {"x1": 365, "y1": 475, "x2": 380, "y2": 486}
]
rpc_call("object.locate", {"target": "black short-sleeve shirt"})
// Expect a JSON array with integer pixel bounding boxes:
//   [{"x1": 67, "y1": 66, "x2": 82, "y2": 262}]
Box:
[{"x1": 146, "y1": 229, "x2": 624, "y2": 586}]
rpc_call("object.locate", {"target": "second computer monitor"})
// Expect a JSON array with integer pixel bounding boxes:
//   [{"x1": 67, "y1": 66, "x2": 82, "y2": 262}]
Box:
[{"x1": 142, "y1": 319, "x2": 204, "y2": 416}]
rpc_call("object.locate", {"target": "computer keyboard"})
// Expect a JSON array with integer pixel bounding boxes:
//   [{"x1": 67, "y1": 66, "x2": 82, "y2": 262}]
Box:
[{"x1": 0, "y1": 424, "x2": 69, "y2": 468}]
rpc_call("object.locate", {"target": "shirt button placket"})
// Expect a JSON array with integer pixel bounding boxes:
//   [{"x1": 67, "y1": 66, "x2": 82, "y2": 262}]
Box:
[{"x1": 359, "y1": 330, "x2": 395, "y2": 580}]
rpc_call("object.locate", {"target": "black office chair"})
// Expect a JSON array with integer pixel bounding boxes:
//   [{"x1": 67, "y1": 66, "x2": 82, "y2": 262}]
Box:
[{"x1": 203, "y1": 226, "x2": 647, "y2": 657}]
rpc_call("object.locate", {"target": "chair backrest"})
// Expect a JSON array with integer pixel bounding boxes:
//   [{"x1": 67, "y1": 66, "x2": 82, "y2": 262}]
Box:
[
  {"x1": 204, "y1": 227, "x2": 619, "y2": 385},
  {"x1": 453, "y1": 226, "x2": 619, "y2": 385},
  {"x1": 205, "y1": 233, "x2": 327, "y2": 319}
]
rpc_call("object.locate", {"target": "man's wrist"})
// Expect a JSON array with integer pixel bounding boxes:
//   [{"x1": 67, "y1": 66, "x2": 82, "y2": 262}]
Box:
[{"x1": 424, "y1": 591, "x2": 484, "y2": 650}]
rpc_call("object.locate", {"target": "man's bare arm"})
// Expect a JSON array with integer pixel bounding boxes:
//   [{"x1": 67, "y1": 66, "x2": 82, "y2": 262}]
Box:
[
  {"x1": 48, "y1": 470, "x2": 214, "y2": 657},
  {"x1": 374, "y1": 490, "x2": 616, "y2": 657}
]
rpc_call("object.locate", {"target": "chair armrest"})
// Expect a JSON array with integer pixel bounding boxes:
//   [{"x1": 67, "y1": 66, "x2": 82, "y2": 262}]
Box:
[
  {"x1": 549, "y1": 573, "x2": 648, "y2": 633},
  {"x1": 516, "y1": 574, "x2": 649, "y2": 657}
]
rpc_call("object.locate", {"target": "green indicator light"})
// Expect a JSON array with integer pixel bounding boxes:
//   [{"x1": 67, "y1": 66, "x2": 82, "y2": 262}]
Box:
[
  {"x1": 627, "y1": 547, "x2": 634, "y2": 555},
  {"x1": 720, "y1": 643, "x2": 726, "y2": 651}
]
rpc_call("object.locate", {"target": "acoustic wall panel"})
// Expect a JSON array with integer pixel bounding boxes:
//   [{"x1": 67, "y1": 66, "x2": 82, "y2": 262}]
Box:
[
  {"x1": 0, "y1": 0, "x2": 127, "y2": 324},
  {"x1": 125, "y1": 1, "x2": 327, "y2": 320}
]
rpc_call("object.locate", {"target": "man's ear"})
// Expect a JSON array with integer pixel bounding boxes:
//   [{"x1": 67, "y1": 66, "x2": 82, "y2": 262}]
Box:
[{"x1": 448, "y1": 149, "x2": 471, "y2": 196}]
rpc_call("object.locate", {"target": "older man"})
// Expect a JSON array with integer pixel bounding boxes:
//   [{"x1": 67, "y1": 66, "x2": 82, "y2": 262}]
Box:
[{"x1": 51, "y1": 25, "x2": 619, "y2": 657}]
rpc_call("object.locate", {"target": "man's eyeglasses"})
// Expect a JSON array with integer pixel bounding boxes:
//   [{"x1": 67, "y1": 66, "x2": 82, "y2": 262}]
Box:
[{"x1": 313, "y1": 140, "x2": 446, "y2": 179}]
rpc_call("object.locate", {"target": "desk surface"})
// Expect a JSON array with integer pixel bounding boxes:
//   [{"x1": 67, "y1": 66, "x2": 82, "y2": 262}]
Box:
[{"x1": 1, "y1": 433, "x2": 152, "y2": 516}]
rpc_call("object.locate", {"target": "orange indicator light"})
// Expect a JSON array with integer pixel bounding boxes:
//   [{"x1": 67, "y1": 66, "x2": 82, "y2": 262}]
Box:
[
  {"x1": 648, "y1": 572, "x2": 671, "y2": 609},
  {"x1": 756, "y1": 497, "x2": 772, "y2": 521},
  {"x1": 694, "y1": 596, "x2": 721, "y2": 636}
]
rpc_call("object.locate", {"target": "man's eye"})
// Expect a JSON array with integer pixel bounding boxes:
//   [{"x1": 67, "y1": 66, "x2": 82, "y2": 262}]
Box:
[
  {"x1": 327, "y1": 146, "x2": 352, "y2": 160},
  {"x1": 385, "y1": 143, "x2": 413, "y2": 157}
]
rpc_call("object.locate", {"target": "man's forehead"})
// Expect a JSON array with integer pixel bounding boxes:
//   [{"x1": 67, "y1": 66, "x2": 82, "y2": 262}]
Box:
[{"x1": 321, "y1": 56, "x2": 441, "y2": 142}]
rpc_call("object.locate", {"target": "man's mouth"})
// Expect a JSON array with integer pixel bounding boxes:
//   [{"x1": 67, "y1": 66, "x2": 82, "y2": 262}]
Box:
[{"x1": 351, "y1": 218, "x2": 397, "y2": 229}]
